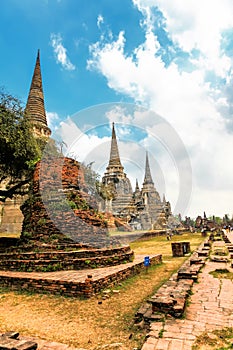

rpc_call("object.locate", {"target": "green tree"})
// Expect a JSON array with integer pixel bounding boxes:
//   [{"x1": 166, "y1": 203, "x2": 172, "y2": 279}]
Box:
[
  {"x1": 81, "y1": 161, "x2": 100, "y2": 197},
  {"x1": 0, "y1": 89, "x2": 41, "y2": 201},
  {"x1": 214, "y1": 217, "x2": 223, "y2": 225},
  {"x1": 81, "y1": 162, "x2": 116, "y2": 200}
]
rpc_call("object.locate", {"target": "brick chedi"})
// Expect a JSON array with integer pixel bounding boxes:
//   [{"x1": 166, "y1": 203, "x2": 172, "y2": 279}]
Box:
[
  {"x1": 0, "y1": 156, "x2": 135, "y2": 272},
  {"x1": 0, "y1": 51, "x2": 51, "y2": 235},
  {"x1": 25, "y1": 50, "x2": 51, "y2": 138},
  {"x1": 21, "y1": 157, "x2": 120, "y2": 248}
]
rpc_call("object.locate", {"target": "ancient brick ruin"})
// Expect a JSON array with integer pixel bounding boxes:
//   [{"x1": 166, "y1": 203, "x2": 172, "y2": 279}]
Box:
[
  {"x1": 0, "y1": 50, "x2": 182, "y2": 236},
  {"x1": 171, "y1": 241, "x2": 191, "y2": 257},
  {"x1": 0, "y1": 50, "x2": 176, "y2": 297},
  {"x1": 20, "y1": 156, "x2": 133, "y2": 247},
  {"x1": 135, "y1": 242, "x2": 208, "y2": 325},
  {"x1": 21, "y1": 156, "x2": 109, "y2": 246},
  {"x1": 0, "y1": 156, "x2": 136, "y2": 272}
]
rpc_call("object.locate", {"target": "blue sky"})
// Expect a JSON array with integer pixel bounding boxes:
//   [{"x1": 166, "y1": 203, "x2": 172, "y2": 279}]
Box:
[
  {"x1": 1, "y1": 0, "x2": 233, "y2": 218},
  {"x1": 0, "y1": 0, "x2": 141, "y2": 116}
]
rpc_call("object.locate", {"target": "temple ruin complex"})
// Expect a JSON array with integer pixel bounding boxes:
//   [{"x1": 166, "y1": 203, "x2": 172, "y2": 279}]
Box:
[
  {"x1": 101, "y1": 123, "x2": 172, "y2": 230},
  {"x1": 0, "y1": 51, "x2": 174, "y2": 234}
]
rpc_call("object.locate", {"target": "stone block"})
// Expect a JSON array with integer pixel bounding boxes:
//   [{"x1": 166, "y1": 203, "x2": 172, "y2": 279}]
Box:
[{"x1": 171, "y1": 242, "x2": 190, "y2": 257}]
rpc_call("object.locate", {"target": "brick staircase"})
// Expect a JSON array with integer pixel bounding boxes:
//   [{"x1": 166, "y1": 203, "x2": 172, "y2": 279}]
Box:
[{"x1": 0, "y1": 244, "x2": 134, "y2": 272}]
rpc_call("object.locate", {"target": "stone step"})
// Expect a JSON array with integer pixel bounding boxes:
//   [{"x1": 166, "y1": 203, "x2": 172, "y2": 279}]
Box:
[
  {"x1": 148, "y1": 278, "x2": 194, "y2": 318},
  {"x1": 0, "y1": 250, "x2": 134, "y2": 272},
  {"x1": 197, "y1": 250, "x2": 209, "y2": 257},
  {"x1": 0, "y1": 254, "x2": 162, "y2": 298},
  {"x1": 0, "y1": 334, "x2": 37, "y2": 350},
  {"x1": 143, "y1": 309, "x2": 165, "y2": 322},
  {"x1": 0, "y1": 245, "x2": 131, "y2": 260},
  {"x1": 177, "y1": 263, "x2": 203, "y2": 280}
]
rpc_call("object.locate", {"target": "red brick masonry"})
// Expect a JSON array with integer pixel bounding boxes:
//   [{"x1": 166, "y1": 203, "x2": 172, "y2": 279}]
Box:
[{"x1": 0, "y1": 254, "x2": 162, "y2": 298}]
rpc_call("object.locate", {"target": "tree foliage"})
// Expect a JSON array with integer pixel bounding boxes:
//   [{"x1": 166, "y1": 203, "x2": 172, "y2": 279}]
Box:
[
  {"x1": 81, "y1": 162, "x2": 100, "y2": 197},
  {"x1": 0, "y1": 89, "x2": 41, "y2": 200},
  {"x1": 81, "y1": 162, "x2": 116, "y2": 202}
]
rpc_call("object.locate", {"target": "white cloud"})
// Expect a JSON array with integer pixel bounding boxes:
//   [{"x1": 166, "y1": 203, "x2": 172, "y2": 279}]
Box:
[
  {"x1": 46, "y1": 111, "x2": 60, "y2": 130},
  {"x1": 87, "y1": 1, "x2": 233, "y2": 217},
  {"x1": 56, "y1": 118, "x2": 110, "y2": 169},
  {"x1": 97, "y1": 14, "x2": 104, "y2": 28},
  {"x1": 133, "y1": 0, "x2": 233, "y2": 77},
  {"x1": 50, "y1": 33, "x2": 76, "y2": 71}
]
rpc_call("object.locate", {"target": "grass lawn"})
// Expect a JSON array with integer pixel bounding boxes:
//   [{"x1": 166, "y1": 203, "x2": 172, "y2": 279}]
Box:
[{"x1": 0, "y1": 232, "x2": 204, "y2": 349}]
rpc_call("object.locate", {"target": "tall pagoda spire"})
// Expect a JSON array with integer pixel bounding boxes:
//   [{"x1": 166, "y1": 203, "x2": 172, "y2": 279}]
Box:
[
  {"x1": 107, "y1": 123, "x2": 123, "y2": 169},
  {"x1": 25, "y1": 50, "x2": 51, "y2": 137},
  {"x1": 143, "y1": 152, "x2": 154, "y2": 185},
  {"x1": 102, "y1": 122, "x2": 132, "y2": 215}
]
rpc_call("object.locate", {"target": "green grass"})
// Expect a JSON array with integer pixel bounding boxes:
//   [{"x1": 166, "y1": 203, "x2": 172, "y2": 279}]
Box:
[
  {"x1": 130, "y1": 232, "x2": 203, "y2": 258},
  {"x1": 193, "y1": 327, "x2": 233, "y2": 350},
  {"x1": 210, "y1": 269, "x2": 233, "y2": 280}
]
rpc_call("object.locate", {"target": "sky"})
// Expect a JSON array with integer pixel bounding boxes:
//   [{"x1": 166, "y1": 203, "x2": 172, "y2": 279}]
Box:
[{"x1": 1, "y1": 0, "x2": 233, "y2": 219}]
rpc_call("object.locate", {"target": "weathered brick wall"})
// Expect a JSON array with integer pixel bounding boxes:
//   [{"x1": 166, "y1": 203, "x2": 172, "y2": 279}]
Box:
[{"x1": 0, "y1": 254, "x2": 162, "y2": 298}]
